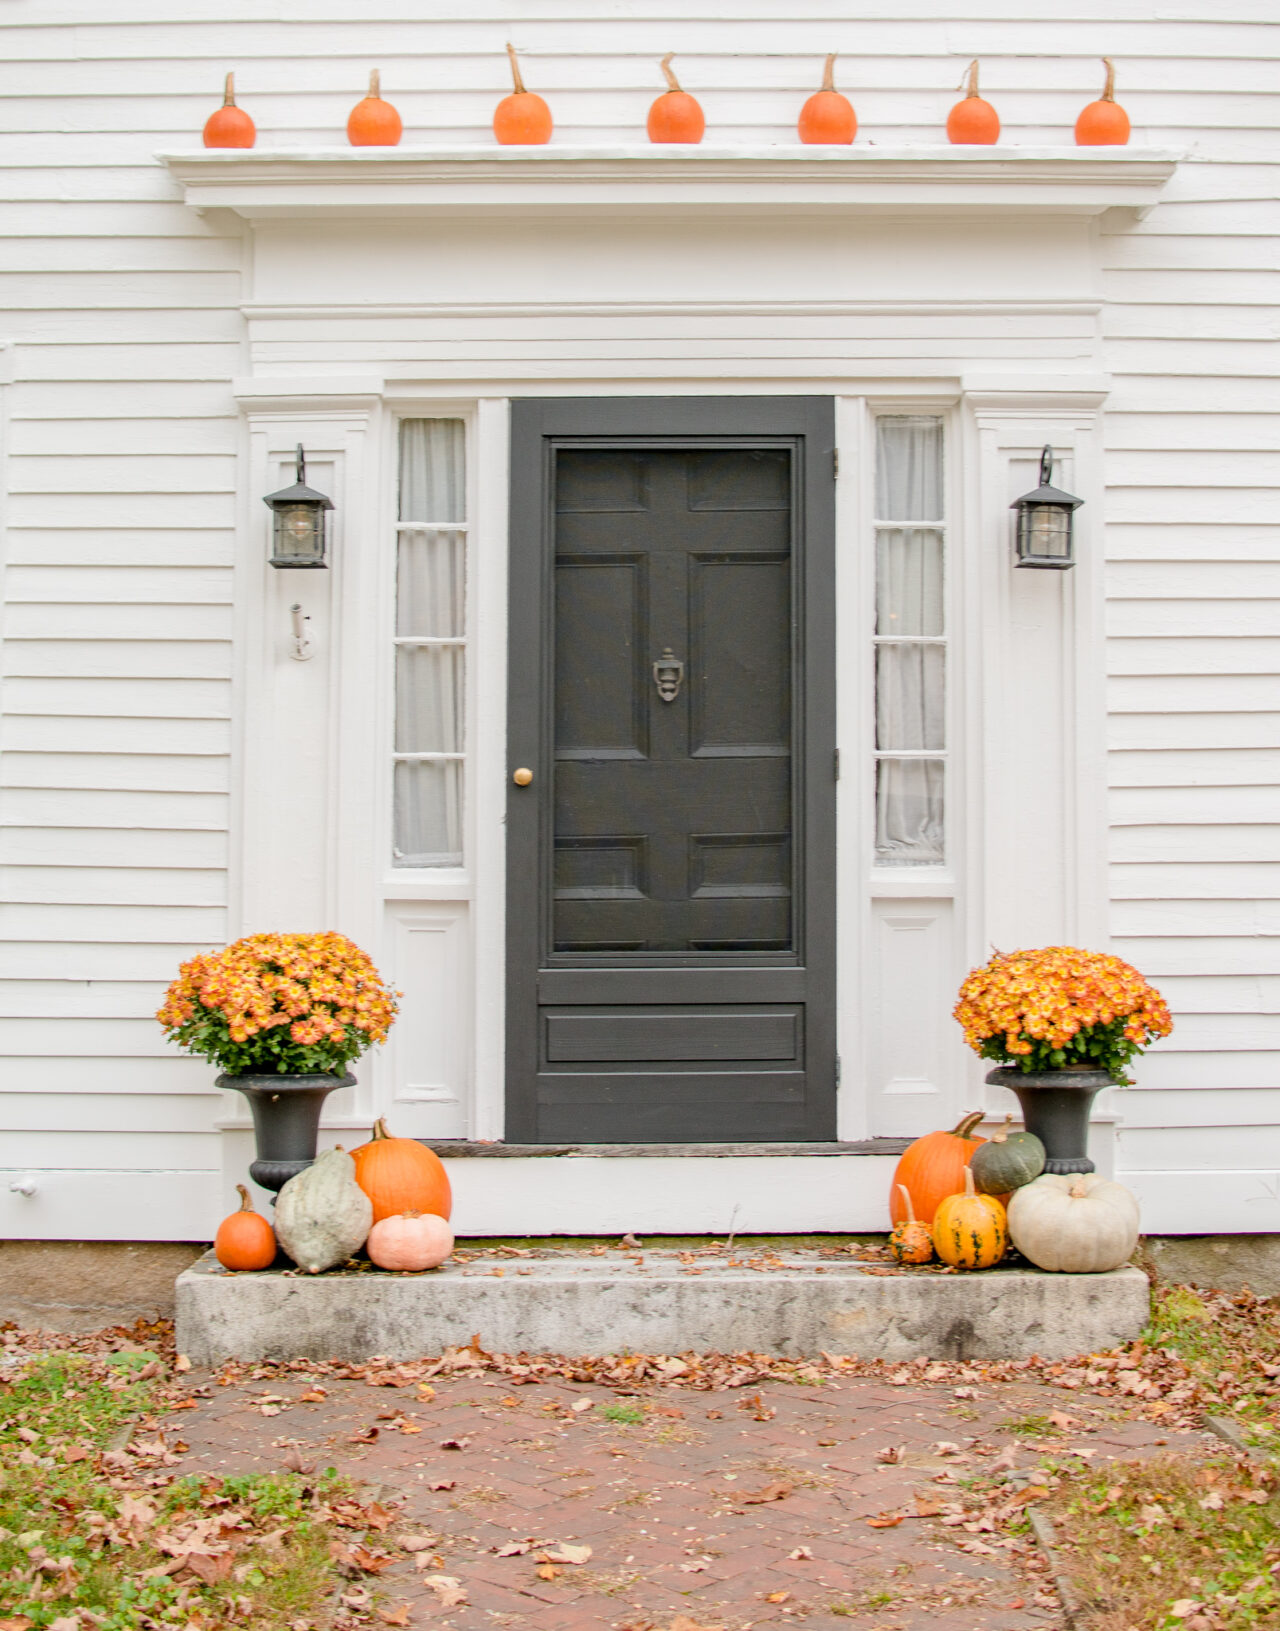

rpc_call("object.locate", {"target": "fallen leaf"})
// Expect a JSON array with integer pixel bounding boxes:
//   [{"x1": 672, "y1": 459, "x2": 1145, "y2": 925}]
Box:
[
  {"x1": 398, "y1": 1534, "x2": 437, "y2": 1553},
  {"x1": 671, "y1": 1618, "x2": 727, "y2": 1631},
  {"x1": 428, "y1": 1479, "x2": 456, "y2": 1492},
  {"x1": 348, "y1": 1425, "x2": 379, "y2": 1444},
  {"x1": 282, "y1": 1448, "x2": 315, "y2": 1474},
  {"x1": 571, "y1": 1398, "x2": 593, "y2": 1412},
  {"x1": 299, "y1": 1388, "x2": 327, "y2": 1403},
  {"x1": 495, "y1": 1540, "x2": 533, "y2": 1556},
  {"x1": 867, "y1": 1513, "x2": 904, "y2": 1528},
  {"x1": 536, "y1": 1564, "x2": 560, "y2": 1581},
  {"x1": 0, "y1": 1618, "x2": 34, "y2": 1630},
  {"x1": 440, "y1": 1436, "x2": 470, "y2": 1450},
  {"x1": 989, "y1": 1442, "x2": 1020, "y2": 1473},
  {"x1": 186, "y1": 1552, "x2": 234, "y2": 1584},
  {"x1": 1170, "y1": 1603, "x2": 1202, "y2": 1621},
  {"x1": 174, "y1": 1354, "x2": 192, "y2": 1372},
  {"x1": 377, "y1": 1606, "x2": 412, "y2": 1626},
  {"x1": 765, "y1": 1592, "x2": 791, "y2": 1604},
  {"x1": 679, "y1": 1560, "x2": 708, "y2": 1573},
  {"x1": 423, "y1": 1575, "x2": 468, "y2": 1608},
  {"x1": 915, "y1": 1496, "x2": 945, "y2": 1517},
  {"x1": 875, "y1": 1445, "x2": 903, "y2": 1464},
  {"x1": 788, "y1": 1545, "x2": 814, "y2": 1560},
  {"x1": 739, "y1": 1481, "x2": 791, "y2": 1505},
  {"x1": 621, "y1": 1233, "x2": 642, "y2": 1248},
  {"x1": 1048, "y1": 1410, "x2": 1078, "y2": 1430},
  {"x1": 541, "y1": 1542, "x2": 592, "y2": 1565}
]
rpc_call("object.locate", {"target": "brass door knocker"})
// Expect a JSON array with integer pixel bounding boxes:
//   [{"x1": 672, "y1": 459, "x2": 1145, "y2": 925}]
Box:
[{"x1": 652, "y1": 648, "x2": 684, "y2": 702}]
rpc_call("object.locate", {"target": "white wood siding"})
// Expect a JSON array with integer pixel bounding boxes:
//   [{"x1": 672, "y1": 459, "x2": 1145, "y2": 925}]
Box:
[{"x1": 1, "y1": 1, "x2": 1275, "y2": 1237}]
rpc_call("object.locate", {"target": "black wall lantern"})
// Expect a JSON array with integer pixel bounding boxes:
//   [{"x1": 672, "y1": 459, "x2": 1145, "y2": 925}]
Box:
[
  {"x1": 264, "y1": 444, "x2": 333, "y2": 569},
  {"x1": 1011, "y1": 445, "x2": 1083, "y2": 570}
]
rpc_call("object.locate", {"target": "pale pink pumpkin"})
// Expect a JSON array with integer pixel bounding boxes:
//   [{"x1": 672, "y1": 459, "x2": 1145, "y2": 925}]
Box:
[{"x1": 366, "y1": 1209, "x2": 454, "y2": 1272}]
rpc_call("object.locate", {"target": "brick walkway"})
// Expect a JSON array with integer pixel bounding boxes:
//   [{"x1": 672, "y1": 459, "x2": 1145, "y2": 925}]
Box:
[{"x1": 169, "y1": 1360, "x2": 1203, "y2": 1630}]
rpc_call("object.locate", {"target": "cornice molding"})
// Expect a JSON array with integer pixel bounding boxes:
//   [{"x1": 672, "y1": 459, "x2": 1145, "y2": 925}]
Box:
[{"x1": 161, "y1": 144, "x2": 1179, "y2": 221}]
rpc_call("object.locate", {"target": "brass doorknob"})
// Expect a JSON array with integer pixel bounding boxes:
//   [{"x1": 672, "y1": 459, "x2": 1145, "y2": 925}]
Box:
[{"x1": 513, "y1": 767, "x2": 533, "y2": 786}]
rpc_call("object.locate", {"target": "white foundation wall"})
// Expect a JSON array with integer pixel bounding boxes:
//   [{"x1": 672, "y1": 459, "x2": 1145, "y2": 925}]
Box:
[{"x1": 0, "y1": 2, "x2": 1275, "y2": 1240}]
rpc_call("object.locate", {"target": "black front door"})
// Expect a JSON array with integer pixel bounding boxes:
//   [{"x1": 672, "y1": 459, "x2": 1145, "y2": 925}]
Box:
[{"x1": 506, "y1": 398, "x2": 835, "y2": 1143}]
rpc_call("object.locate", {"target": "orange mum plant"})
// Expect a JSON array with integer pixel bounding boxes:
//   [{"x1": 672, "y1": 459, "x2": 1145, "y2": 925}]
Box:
[
  {"x1": 157, "y1": 931, "x2": 398, "y2": 1076},
  {"x1": 954, "y1": 945, "x2": 1171, "y2": 1085}
]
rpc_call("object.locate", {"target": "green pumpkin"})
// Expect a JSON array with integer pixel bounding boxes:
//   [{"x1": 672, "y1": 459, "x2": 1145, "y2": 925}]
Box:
[{"x1": 970, "y1": 1116, "x2": 1046, "y2": 1195}]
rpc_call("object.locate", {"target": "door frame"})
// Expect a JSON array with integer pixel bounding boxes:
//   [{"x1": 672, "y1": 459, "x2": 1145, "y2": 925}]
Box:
[{"x1": 505, "y1": 396, "x2": 837, "y2": 1142}]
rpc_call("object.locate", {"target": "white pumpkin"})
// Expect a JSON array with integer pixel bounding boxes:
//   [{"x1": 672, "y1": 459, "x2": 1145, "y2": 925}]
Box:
[
  {"x1": 275, "y1": 1146, "x2": 372, "y2": 1274},
  {"x1": 1007, "y1": 1173, "x2": 1140, "y2": 1274}
]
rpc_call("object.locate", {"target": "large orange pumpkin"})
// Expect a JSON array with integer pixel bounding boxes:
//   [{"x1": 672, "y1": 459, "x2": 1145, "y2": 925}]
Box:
[
  {"x1": 351, "y1": 1118, "x2": 452, "y2": 1223},
  {"x1": 647, "y1": 54, "x2": 705, "y2": 145},
  {"x1": 214, "y1": 1183, "x2": 276, "y2": 1271},
  {"x1": 889, "y1": 1110, "x2": 986, "y2": 1227},
  {"x1": 946, "y1": 59, "x2": 1000, "y2": 145},
  {"x1": 494, "y1": 43, "x2": 553, "y2": 145},
  {"x1": 347, "y1": 70, "x2": 403, "y2": 147},
  {"x1": 203, "y1": 72, "x2": 255, "y2": 149},
  {"x1": 798, "y1": 54, "x2": 856, "y2": 145},
  {"x1": 1075, "y1": 58, "x2": 1130, "y2": 147}
]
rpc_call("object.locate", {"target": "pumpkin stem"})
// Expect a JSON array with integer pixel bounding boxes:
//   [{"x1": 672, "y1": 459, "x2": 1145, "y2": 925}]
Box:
[
  {"x1": 1069, "y1": 1177, "x2": 1090, "y2": 1199},
  {"x1": 370, "y1": 1118, "x2": 390, "y2": 1142},
  {"x1": 660, "y1": 53, "x2": 682, "y2": 94},
  {"x1": 368, "y1": 69, "x2": 381, "y2": 100},
  {"x1": 506, "y1": 43, "x2": 527, "y2": 95},
  {"x1": 820, "y1": 53, "x2": 837, "y2": 93},
  {"x1": 992, "y1": 1113, "x2": 1013, "y2": 1145},
  {"x1": 895, "y1": 1183, "x2": 917, "y2": 1225},
  {"x1": 1100, "y1": 57, "x2": 1116, "y2": 103},
  {"x1": 235, "y1": 1182, "x2": 254, "y2": 1212},
  {"x1": 963, "y1": 1165, "x2": 977, "y2": 1197},
  {"x1": 223, "y1": 72, "x2": 236, "y2": 108},
  {"x1": 960, "y1": 58, "x2": 980, "y2": 99},
  {"x1": 951, "y1": 1110, "x2": 985, "y2": 1138}
]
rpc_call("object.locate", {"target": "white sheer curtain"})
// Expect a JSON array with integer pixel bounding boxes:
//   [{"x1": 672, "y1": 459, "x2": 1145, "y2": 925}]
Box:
[
  {"x1": 394, "y1": 420, "x2": 466, "y2": 867},
  {"x1": 874, "y1": 417, "x2": 945, "y2": 864}
]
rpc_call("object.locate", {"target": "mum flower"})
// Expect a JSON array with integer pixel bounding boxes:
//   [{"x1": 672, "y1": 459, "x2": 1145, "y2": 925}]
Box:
[
  {"x1": 157, "y1": 931, "x2": 398, "y2": 1075},
  {"x1": 954, "y1": 945, "x2": 1171, "y2": 1085}
]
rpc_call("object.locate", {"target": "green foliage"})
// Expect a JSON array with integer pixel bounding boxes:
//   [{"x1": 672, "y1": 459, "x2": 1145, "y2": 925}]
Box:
[
  {"x1": 166, "y1": 1008, "x2": 362, "y2": 1076},
  {"x1": 976, "y1": 1014, "x2": 1148, "y2": 1085},
  {"x1": 601, "y1": 1402, "x2": 646, "y2": 1425}
]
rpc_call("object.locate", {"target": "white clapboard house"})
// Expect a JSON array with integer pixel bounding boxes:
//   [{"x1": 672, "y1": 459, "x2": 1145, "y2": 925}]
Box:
[{"x1": 1, "y1": 2, "x2": 1276, "y2": 1244}]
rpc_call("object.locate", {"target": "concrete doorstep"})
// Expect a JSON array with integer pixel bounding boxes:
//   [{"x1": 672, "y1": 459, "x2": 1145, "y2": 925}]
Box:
[{"x1": 175, "y1": 1246, "x2": 1150, "y2": 1366}]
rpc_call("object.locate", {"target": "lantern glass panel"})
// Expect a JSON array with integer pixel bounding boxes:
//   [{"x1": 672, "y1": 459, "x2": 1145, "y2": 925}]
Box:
[
  {"x1": 1018, "y1": 502, "x2": 1072, "y2": 565},
  {"x1": 272, "y1": 502, "x2": 327, "y2": 566}
]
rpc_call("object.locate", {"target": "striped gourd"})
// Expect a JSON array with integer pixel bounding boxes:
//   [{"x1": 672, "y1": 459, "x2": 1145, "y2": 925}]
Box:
[{"x1": 932, "y1": 1167, "x2": 1008, "y2": 1270}]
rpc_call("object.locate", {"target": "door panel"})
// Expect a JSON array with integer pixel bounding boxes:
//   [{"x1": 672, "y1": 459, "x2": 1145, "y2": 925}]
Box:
[{"x1": 507, "y1": 398, "x2": 835, "y2": 1143}]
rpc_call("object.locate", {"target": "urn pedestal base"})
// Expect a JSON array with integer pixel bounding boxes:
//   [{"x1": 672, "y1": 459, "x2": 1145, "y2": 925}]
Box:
[{"x1": 985, "y1": 1067, "x2": 1110, "y2": 1175}]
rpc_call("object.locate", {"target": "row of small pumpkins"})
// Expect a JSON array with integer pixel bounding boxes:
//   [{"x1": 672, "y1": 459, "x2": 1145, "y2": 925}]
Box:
[
  {"x1": 204, "y1": 53, "x2": 1132, "y2": 149},
  {"x1": 214, "y1": 1119, "x2": 454, "y2": 1276},
  {"x1": 887, "y1": 1111, "x2": 1140, "y2": 1274}
]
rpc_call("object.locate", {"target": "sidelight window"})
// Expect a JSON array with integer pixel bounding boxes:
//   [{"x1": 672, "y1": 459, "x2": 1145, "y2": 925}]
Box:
[
  {"x1": 873, "y1": 415, "x2": 946, "y2": 864},
  {"x1": 393, "y1": 418, "x2": 467, "y2": 867}
]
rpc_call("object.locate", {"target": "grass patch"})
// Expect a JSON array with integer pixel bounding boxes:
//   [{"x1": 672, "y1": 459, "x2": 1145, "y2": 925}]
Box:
[
  {"x1": 0, "y1": 1349, "x2": 359, "y2": 1630},
  {"x1": 1143, "y1": 1284, "x2": 1280, "y2": 1433},
  {"x1": 601, "y1": 1401, "x2": 646, "y2": 1425},
  {"x1": 1046, "y1": 1451, "x2": 1279, "y2": 1630},
  {"x1": 996, "y1": 1411, "x2": 1056, "y2": 1439}
]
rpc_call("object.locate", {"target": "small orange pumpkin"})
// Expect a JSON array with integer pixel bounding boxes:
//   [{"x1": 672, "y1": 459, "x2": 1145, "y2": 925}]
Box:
[
  {"x1": 203, "y1": 73, "x2": 255, "y2": 149},
  {"x1": 351, "y1": 1117, "x2": 452, "y2": 1224},
  {"x1": 647, "y1": 54, "x2": 705, "y2": 145},
  {"x1": 1075, "y1": 58, "x2": 1130, "y2": 147},
  {"x1": 932, "y1": 1168, "x2": 1008, "y2": 1270},
  {"x1": 494, "y1": 43, "x2": 553, "y2": 146},
  {"x1": 347, "y1": 70, "x2": 403, "y2": 147},
  {"x1": 946, "y1": 59, "x2": 1000, "y2": 145},
  {"x1": 214, "y1": 1183, "x2": 276, "y2": 1271},
  {"x1": 888, "y1": 1184, "x2": 934, "y2": 1265},
  {"x1": 798, "y1": 54, "x2": 856, "y2": 145},
  {"x1": 889, "y1": 1110, "x2": 987, "y2": 1228},
  {"x1": 367, "y1": 1210, "x2": 454, "y2": 1272}
]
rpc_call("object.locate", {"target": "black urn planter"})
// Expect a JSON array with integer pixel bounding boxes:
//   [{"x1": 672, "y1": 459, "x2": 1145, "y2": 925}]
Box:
[
  {"x1": 218, "y1": 1071, "x2": 355, "y2": 1195},
  {"x1": 985, "y1": 1066, "x2": 1111, "y2": 1175}
]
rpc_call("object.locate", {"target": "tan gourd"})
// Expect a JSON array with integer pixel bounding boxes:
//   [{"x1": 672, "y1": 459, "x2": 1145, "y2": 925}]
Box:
[
  {"x1": 1007, "y1": 1173, "x2": 1139, "y2": 1273},
  {"x1": 274, "y1": 1146, "x2": 372, "y2": 1274},
  {"x1": 367, "y1": 1210, "x2": 455, "y2": 1271}
]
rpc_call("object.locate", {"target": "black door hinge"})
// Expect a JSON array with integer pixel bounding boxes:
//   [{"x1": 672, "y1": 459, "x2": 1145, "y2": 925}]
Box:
[
  {"x1": 833, "y1": 748, "x2": 840, "y2": 780},
  {"x1": 832, "y1": 448, "x2": 839, "y2": 480},
  {"x1": 835, "y1": 1056, "x2": 842, "y2": 1087}
]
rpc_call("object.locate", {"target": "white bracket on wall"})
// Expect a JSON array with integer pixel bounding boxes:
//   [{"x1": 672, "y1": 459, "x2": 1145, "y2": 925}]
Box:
[{"x1": 289, "y1": 602, "x2": 315, "y2": 662}]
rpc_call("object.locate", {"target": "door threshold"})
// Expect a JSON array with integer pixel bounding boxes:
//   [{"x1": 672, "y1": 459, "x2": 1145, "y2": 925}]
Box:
[{"x1": 422, "y1": 1139, "x2": 912, "y2": 1158}]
